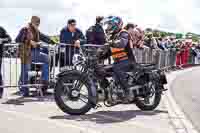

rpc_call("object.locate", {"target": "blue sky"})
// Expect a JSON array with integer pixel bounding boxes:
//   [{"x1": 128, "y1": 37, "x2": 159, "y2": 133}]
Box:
[{"x1": 0, "y1": 0, "x2": 200, "y2": 38}]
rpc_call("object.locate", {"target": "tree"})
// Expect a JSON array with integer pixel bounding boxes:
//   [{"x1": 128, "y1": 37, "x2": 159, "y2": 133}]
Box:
[
  {"x1": 185, "y1": 32, "x2": 200, "y2": 42},
  {"x1": 175, "y1": 33, "x2": 183, "y2": 39},
  {"x1": 160, "y1": 32, "x2": 167, "y2": 38}
]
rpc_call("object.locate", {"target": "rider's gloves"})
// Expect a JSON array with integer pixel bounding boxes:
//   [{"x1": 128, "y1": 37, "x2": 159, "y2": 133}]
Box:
[
  {"x1": 108, "y1": 39, "x2": 121, "y2": 47},
  {"x1": 108, "y1": 40, "x2": 115, "y2": 47}
]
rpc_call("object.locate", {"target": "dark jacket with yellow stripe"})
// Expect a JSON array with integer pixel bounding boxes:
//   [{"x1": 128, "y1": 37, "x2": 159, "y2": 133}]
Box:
[
  {"x1": 100, "y1": 30, "x2": 136, "y2": 63},
  {"x1": 99, "y1": 30, "x2": 131, "y2": 62},
  {"x1": 110, "y1": 30, "x2": 129, "y2": 62}
]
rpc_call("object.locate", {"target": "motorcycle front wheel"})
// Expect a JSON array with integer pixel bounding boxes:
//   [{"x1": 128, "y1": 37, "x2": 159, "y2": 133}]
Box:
[{"x1": 54, "y1": 71, "x2": 94, "y2": 115}]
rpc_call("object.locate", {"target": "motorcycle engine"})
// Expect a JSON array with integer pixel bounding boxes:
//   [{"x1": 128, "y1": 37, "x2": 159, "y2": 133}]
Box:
[
  {"x1": 135, "y1": 72, "x2": 159, "y2": 98},
  {"x1": 108, "y1": 80, "x2": 125, "y2": 102}
]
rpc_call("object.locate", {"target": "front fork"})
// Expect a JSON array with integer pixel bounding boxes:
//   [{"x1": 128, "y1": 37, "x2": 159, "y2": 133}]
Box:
[{"x1": 86, "y1": 73, "x2": 98, "y2": 108}]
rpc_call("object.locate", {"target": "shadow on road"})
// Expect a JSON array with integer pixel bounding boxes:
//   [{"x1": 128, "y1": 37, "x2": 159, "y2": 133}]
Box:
[
  {"x1": 50, "y1": 110, "x2": 167, "y2": 124},
  {"x1": 1, "y1": 91, "x2": 54, "y2": 105}
]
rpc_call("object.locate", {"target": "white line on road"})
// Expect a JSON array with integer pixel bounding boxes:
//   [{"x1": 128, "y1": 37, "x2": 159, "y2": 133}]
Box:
[{"x1": 165, "y1": 68, "x2": 199, "y2": 133}]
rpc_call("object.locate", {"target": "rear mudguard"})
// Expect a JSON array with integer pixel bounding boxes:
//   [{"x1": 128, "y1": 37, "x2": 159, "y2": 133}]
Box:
[
  {"x1": 147, "y1": 70, "x2": 167, "y2": 85},
  {"x1": 57, "y1": 69, "x2": 98, "y2": 107}
]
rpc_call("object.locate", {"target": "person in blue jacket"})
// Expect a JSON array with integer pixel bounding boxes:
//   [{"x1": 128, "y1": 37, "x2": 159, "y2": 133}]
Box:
[{"x1": 59, "y1": 19, "x2": 86, "y2": 68}]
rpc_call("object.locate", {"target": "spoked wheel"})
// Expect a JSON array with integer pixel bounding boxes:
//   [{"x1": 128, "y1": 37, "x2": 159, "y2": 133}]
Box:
[
  {"x1": 135, "y1": 81, "x2": 162, "y2": 111},
  {"x1": 54, "y1": 71, "x2": 94, "y2": 115}
]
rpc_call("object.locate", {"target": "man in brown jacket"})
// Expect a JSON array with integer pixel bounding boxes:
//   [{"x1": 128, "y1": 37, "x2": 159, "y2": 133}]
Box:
[{"x1": 16, "y1": 16, "x2": 54, "y2": 97}]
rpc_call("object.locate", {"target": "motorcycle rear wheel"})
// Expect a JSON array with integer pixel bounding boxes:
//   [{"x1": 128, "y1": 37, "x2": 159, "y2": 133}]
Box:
[{"x1": 135, "y1": 82, "x2": 162, "y2": 111}]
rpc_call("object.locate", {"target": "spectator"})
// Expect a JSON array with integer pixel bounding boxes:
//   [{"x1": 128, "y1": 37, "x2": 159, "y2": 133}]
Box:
[
  {"x1": 124, "y1": 23, "x2": 146, "y2": 49},
  {"x1": 194, "y1": 44, "x2": 200, "y2": 64},
  {"x1": 157, "y1": 37, "x2": 164, "y2": 50},
  {"x1": 59, "y1": 19, "x2": 86, "y2": 69},
  {"x1": 15, "y1": 16, "x2": 54, "y2": 97},
  {"x1": 159, "y1": 38, "x2": 168, "y2": 51},
  {"x1": 86, "y1": 16, "x2": 110, "y2": 64},
  {"x1": 189, "y1": 43, "x2": 197, "y2": 64},
  {"x1": 176, "y1": 41, "x2": 185, "y2": 68},
  {"x1": 165, "y1": 38, "x2": 172, "y2": 49},
  {"x1": 144, "y1": 33, "x2": 159, "y2": 49},
  {"x1": 169, "y1": 39, "x2": 177, "y2": 69},
  {"x1": 0, "y1": 26, "x2": 11, "y2": 98},
  {"x1": 86, "y1": 16, "x2": 106, "y2": 45},
  {"x1": 184, "y1": 41, "x2": 192, "y2": 65}
]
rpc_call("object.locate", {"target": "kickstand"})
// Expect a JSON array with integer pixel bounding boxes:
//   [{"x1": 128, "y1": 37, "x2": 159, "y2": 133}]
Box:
[{"x1": 0, "y1": 88, "x2": 3, "y2": 99}]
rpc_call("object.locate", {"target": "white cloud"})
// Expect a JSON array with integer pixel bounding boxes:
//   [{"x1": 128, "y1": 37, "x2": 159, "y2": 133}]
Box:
[{"x1": 0, "y1": 0, "x2": 199, "y2": 38}]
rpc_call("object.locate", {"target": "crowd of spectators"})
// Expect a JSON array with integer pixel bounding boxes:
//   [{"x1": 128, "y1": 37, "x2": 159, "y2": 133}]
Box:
[{"x1": 136, "y1": 32, "x2": 200, "y2": 68}]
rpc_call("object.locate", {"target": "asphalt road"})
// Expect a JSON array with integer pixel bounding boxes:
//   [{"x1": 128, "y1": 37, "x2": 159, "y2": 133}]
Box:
[
  {"x1": 171, "y1": 68, "x2": 200, "y2": 132},
  {"x1": 0, "y1": 87, "x2": 175, "y2": 133},
  {"x1": 1, "y1": 58, "x2": 195, "y2": 133}
]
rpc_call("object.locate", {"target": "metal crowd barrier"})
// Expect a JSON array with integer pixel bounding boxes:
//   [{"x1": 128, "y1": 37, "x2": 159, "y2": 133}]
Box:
[
  {"x1": 0, "y1": 43, "x2": 198, "y2": 91},
  {"x1": 0, "y1": 43, "x2": 57, "y2": 90},
  {"x1": 133, "y1": 47, "x2": 178, "y2": 70}
]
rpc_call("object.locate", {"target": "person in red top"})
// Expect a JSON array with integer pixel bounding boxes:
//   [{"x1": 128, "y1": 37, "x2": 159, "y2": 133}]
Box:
[
  {"x1": 184, "y1": 40, "x2": 192, "y2": 66},
  {"x1": 176, "y1": 41, "x2": 184, "y2": 68}
]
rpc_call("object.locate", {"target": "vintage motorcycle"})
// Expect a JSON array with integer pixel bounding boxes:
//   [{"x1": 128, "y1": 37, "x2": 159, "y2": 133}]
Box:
[{"x1": 54, "y1": 44, "x2": 168, "y2": 115}]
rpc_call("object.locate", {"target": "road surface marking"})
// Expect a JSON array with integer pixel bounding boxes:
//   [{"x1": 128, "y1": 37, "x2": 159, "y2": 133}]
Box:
[{"x1": 165, "y1": 68, "x2": 199, "y2": 133}]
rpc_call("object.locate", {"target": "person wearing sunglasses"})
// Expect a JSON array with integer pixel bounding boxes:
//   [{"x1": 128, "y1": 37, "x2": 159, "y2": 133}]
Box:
[{"x1": 59, "y1": 19, "x2": 86, "y2": 69}]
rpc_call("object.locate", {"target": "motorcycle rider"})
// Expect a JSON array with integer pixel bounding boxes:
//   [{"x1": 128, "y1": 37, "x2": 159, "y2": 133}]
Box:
[
  {"x1": 100, "y1": 16, "x2": 136, "y2": 101},
  {"x1": 0, "y1": 26, "x2": 12, "y2": 98}
]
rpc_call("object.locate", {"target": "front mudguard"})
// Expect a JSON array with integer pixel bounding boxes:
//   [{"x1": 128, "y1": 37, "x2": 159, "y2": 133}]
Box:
[
  {"x1": 56, "y1": 69, "x2": 98, "y2": 107},
  {"x1": 57, "y1": 69, "x2": 76, "y2": 78}
]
